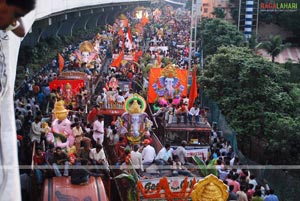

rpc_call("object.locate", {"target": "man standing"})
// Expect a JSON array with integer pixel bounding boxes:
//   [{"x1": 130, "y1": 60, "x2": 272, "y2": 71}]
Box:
[
  {"x1": 30, "y1": 116, "x2": 42, "y2": 145},
  {"x1": 130, "y1": 145, "x2": 143, "y2": 176},
  {"x1": 93, "y1": 115, "x2": 105, "y2": 145}
]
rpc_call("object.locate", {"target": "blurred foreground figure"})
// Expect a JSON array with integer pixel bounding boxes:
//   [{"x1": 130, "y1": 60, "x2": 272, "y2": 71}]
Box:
[
  {"x1": 0, "y1": 0, "x2": 36, "y2": 200},
  {"x1": 0, "y1": 0, "x2": 36, "y2": 37}
]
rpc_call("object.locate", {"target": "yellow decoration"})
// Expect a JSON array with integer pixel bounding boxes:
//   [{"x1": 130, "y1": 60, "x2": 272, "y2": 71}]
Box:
[
  {"x1": 161, "y1": 63, "x2": 178, "y2": 78},
  {"x1": 65, "y1": 83, "x2": 72, "y2": 89},
  {"x1": 119, "y1": 14, "x2": 128, "y2": 20},
  {"x1": 79, "y1": 41, "x2": 94, "y2": 53},
  {"x1": 127, "y1": 134, "x2": 144, "y2": 145},
  {"x1": 53, "y1": 100, "x2": 69, "y2": 121},
  {"x1": 191, "y1": 174, "x2": 228, "y2": 201},
  {"x1": 124, "y1": 93, "x2": 146, "y2": 114},
  {"x1": 68, "y1": 145, "x2": 76, "y2": 154}
]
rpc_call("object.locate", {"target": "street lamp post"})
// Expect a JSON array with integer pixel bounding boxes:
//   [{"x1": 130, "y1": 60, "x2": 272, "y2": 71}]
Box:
[{"x1": 189, "y1": 0, "x2": 202, "y2": 69}]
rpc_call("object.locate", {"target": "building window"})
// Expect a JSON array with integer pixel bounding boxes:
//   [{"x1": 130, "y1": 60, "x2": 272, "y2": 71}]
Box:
[{"x1": 204, "y1": 8, "x2": 208, "y2": 13}]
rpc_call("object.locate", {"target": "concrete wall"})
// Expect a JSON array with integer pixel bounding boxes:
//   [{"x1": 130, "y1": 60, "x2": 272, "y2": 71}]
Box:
[
  {"x1": 35, "y1": 0, "x2": 149, "y2": 20},
  {"x1": 22, "y1": 0, "x2": 150, "y2": 46}
]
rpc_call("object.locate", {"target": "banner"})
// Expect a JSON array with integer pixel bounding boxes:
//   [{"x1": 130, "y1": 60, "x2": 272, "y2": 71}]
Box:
[{"x1": 148, "y1": 66, "x2": 188, "y2": 103}]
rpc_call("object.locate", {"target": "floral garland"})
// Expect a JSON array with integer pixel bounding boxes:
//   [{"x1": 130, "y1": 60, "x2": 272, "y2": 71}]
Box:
[{"x1": 137, "y1": 177, "x2": 196, "y2": 201}]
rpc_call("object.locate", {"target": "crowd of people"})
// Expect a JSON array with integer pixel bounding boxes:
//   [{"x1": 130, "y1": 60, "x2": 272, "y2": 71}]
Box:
[{"x1": 10, "y1": 3, "x2": 281, "y2": 201}]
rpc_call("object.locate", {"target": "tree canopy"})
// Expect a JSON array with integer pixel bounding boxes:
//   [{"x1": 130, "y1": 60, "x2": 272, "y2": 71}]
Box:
[
  {"x1": 199, "y1": 18, "x2": 244, "y2": 57},
  {"x1": 201, "y1": 46, "x2": 300, "y2": 164}
]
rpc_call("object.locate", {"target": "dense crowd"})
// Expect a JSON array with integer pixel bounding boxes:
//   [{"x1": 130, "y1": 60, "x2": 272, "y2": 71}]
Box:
[{"x1": 15, "y1": 5, "x2": 280, "y2": 201}]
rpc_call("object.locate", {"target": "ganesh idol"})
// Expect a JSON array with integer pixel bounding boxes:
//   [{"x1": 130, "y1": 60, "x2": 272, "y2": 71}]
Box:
[
  {"x1": 152, "y1": 64, "x2": 185, "y2": 105},
  {"x1": 62, "y1": 83, "x2": 73, "y2": 106},
  {"x1": 115, "y1": 94, "x2": 153, "y2": 144},
  {"x1": 47, "y1": 100, "x2": 75, "y2": 149},
  {"x1": 74, "y1": 41, "x2": 99, "y2": 68}
]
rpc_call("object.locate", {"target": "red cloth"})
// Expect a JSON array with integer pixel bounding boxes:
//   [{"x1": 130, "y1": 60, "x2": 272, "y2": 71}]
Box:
[
  {"x1": 33, "y1": 85, "x2": 40, "y2": 94},
  {"x1": 111, "y1": 50, "x2": 124, "y2": 68},
  {"x1": 127, "y1": 27, "x2": 133, "y2": 43},
  {"x1": 49, "y1": 79, "x2": 84, "y2": 95},
  {"x1": 58, "y1": 53, "x2": 64, "y2": 74},
  {"x1": 33, "y1": 152, "x2": 46, "y2": 165},
  {"x1": 115, "y1": 142, "x2": 126, "y2": 163},
  {"x1": 87, "y1": 108, "x2": 99, "y2": 123}
]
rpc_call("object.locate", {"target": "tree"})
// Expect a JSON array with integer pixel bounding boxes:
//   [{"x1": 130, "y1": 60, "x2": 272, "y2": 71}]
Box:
[
  {"x1": 256, "y1": 35, "x2": 289, "y2": 62},
  {"x1": 200, "y1": 46, "x2": 300, "y2": 163},
  {"x1": 199, "y1": 18, "x2": 244, "y2": 57},
  {"x1": 212, "y1": 8, "x2": 226, "y2": 19}
]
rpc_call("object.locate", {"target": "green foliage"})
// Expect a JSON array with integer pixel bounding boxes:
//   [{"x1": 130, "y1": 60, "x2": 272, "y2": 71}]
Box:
[
  {"x1": 212, "y1": 8, "x2": 226, "y2": 19},
  {"x1": 115, "y1": 166, "x2": 139, "y2": 201},
  {"x1": 256, "y1": 35, "x2": 289, "y2": 62},
  {"x1": 192, "y1": 155, "x2": 218, "y2": 177},
  {"x1": 201, "y1": 45, "x2": 300, "y2": 164},
  {"x1": 200, "y1": 18, "x2": 244, "y2": 57}
]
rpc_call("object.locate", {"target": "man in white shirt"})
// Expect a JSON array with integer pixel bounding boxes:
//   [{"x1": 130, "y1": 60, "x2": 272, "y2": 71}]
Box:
[
  {"x1": 93, "y1": 115, "x2": 105, "y2": 145},
  {"x1": 130, "y1": 145, "x2": 143, "y2": 176},
  {"x1": 115, "y1": 91, "x2": 125, "y2": 104},
  {"x1": 155, "y1": 144, "x2": 173, "y2": 166},
  {"x1": 72, "y1": 123, "x2": 83, "y2": 151},
  {"x1": 188, "y1": 103, "x2": 200, "y2": 124},
  {"x1": 175, "y1": 140, "x2": 188, "y2": 165},
  {"x1": 30, "y1": 117, "x2": 42, "y2": 143},
  {"x1": 141, "y1": 139, "x2": 156, "y2": 166},
  {"x1": 89, "y1": 144, "x2": 109, "y2": 174}
]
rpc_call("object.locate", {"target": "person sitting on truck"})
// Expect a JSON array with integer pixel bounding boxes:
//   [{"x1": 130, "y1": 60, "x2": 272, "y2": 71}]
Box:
[
  {"x1": 71, "y1": 159, "x2": 102, "y2": 185},
  {"x1": 155, "y1": 143, "x2": 173, "y2": 166},
  {"x1": 172, "y1": 155, "x2": 194, "y2": 177},
  {"x1": 141, "y1": 139, "x2": 156, "y2": 166},
  {"x1": 175, "y1": 102, "x2": 188, "y2": 124},
  {"x1": 188, "y1": 103, "x2": 200, "y2": 124},
  {"x1": 52, "y1": 147, "x2": 70, "y2": 177},
  {"x1": 175, "y1": 140, "x2": 188, "y2": 165}
]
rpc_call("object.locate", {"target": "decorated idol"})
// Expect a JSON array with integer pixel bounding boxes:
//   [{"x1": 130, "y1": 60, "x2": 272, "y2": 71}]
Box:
[
  {"x1": 48, "y1": 100, "x2": 74, "y2": 149},
  {"x1": 152, "y1": 64, "x2": 185, "y2": 105},
  {"x1": 74, "y1": 41, "x2": 98, "y2": 68},
  {"x1": 115, "y1": 94, "x2": 153, "y2": 144}
]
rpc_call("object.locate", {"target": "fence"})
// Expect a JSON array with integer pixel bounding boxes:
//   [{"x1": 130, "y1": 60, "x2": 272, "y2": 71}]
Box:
[{"x1": 203, "y1": 97, "x2": 300, "y2": 201}]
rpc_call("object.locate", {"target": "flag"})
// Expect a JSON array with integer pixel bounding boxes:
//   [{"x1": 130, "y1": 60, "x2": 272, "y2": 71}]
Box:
[
  {"x1": 58, "y1": 53, "x2": 64, "y2": 74},
  {"x1": 110, "y1": 50, "x2": 124, "y2": 68},
  {"x1": 127, "y1": 27, "x2": 133, "y2": 43},
  {"x1": 188, "y1": 67, "x2": 198, "y2": 109}
]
